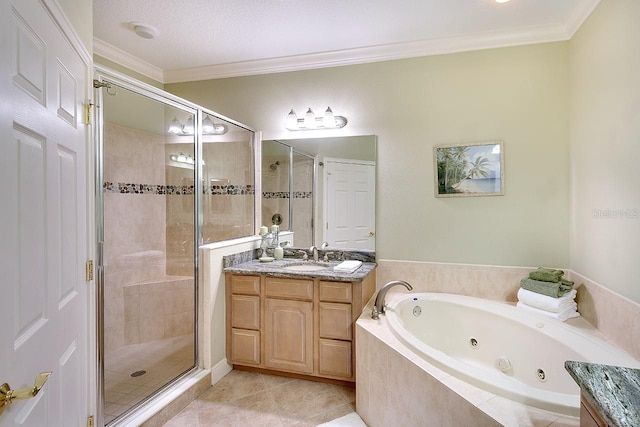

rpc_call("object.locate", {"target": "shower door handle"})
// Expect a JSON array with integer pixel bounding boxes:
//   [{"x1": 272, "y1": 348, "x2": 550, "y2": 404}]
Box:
[{"x1": 0, "y1": 372, "x2": 52, "y2": 416}]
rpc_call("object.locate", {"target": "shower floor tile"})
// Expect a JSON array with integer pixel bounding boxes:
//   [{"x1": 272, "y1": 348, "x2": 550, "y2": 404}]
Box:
[
  {"x1": 162, "y1": 370, "x2": 359, "y2": 427},
  {"x1": 104, "y1": 334, "x2": 194, "y2": 424}
]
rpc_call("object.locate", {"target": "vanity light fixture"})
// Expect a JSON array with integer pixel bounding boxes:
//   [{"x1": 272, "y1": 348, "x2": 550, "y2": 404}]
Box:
[
  {"x1": 285, "y1": 107, "x2": 347, "y2": 131},
  {"x1": 168, "y1": 115, "x2": 228, "y2": 135},
  {"x1": 169, "y1": 152, "x2": 205, "y2": 166}
]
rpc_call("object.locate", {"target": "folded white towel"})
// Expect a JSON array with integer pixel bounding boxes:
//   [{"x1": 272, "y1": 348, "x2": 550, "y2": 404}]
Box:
[
  {"x1": 334, "y1": 260, "x2": 363, "y2": 273},
  {"x1": 516, "y1": 301, "x2": 580, "y2": 322},
  {"x1": 517, "y1": 288, "x2": 577, "y2": 313}
]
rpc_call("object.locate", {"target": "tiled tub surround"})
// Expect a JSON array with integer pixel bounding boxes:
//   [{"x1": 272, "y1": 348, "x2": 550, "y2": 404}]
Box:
[
  {"x1": 356, "y1": 312, "x2": 580, "y2": 427},
  {"x1": 376, "y1": 260, "x2": 640, "y2": 361},
  {"x1": 360, "y1": 260, "x2": 640, "y2": 426}
]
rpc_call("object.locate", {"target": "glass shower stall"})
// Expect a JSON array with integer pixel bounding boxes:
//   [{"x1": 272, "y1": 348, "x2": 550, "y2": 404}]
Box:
[{"x1": 94, "y1": 67, "x2": 255, "y2": 425}]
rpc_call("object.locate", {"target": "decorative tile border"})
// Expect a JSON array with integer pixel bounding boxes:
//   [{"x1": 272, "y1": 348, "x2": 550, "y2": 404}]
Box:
[
  {"x1": 103, "y1": 182, "x2": 254, "y2": 196},
  {"x1": 262, "y1": 191, "x2": 312, "y2": 199}
]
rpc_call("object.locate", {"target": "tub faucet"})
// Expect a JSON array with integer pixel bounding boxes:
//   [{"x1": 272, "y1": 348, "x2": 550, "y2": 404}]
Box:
[
  {"x1": 309, "y1": 245, "x2": 319, "y2": 262},
  {"x1": 371, "y1": 280, "x2": 413, "y2": 320}
]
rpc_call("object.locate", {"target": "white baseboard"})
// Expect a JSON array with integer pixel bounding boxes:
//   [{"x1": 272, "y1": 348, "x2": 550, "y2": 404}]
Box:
[{"x1": 211, "y1": 358, "x2": 233, "y2": 385}]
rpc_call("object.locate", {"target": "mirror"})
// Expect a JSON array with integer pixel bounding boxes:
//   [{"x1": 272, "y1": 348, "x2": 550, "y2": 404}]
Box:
[{"x1": 261, "y1": 136, "x2": 376, "y2": 251}]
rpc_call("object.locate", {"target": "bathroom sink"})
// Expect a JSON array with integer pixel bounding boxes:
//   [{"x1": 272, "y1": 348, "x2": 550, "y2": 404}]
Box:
[{"x1": 283, "y1": 263, "x2": 329, "y2": 272}]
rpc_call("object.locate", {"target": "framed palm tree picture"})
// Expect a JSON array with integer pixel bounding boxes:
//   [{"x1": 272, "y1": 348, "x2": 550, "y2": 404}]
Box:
[{"x1": 434, "y1": 141, "x2": 504, "y2": 197}]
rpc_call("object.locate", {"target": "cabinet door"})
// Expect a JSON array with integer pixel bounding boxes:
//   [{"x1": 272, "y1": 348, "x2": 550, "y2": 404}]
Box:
[
  {"x1": 231, "y1": 328, "x2": 260, "y2": 365},
  {"x1": 264, "y1": 298, "x2": 313, "y2": 374},
  {"x1": 319, "y1": 339, "x2": 352, "y2": 379}
]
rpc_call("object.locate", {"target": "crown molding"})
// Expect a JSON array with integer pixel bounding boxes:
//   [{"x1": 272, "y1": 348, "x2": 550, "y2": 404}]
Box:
[
  {"x1": 95, "y1": 1, "x2": 601, "y2": 85},
  {"x1": 93, "y1": 37, "x2": 165, "y2": 83},
  {"x1": 163, "y1": 23, "x2": 572, "y2": 83},
  {"x1": 565, "y1": 0, "x2": 601, "y2": 38}
]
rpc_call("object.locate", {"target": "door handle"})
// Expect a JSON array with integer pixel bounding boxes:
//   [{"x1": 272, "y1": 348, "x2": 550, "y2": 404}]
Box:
[
  {"x1": 0, "y1": 372, "x2": 52, "y2": 416},
  {"x1": 369, "y1": 231, "x2": 375, "y2": 237}
]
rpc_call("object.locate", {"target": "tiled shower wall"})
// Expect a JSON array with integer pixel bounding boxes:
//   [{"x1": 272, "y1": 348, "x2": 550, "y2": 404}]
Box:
[
  {"x1": 103, "y1": 123, "x2": 170, "y2": 354},
  {"x1": 262, "y1": 155, "x2": 290, "y2": 230},
  {"x1": 201, "y1": 140, "x2": 255, "y2": 245},
  {"x1": 104, "y1": 124, "x2": 255, "y2": 354},
  {"x1": 261, "y1": 154, "x2": 314, "y2": 247},
  {"x1": 291, "y1": 155, "x2": 313, "y2": 247}
]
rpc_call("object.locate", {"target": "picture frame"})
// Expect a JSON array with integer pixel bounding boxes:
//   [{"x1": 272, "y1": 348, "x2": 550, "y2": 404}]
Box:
[{"x1": 433, "y1": 141, "x2": 504, "y2": 197}]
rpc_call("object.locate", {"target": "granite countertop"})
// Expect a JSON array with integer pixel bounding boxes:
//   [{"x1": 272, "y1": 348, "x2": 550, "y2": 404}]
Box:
[
  {"x1": 565, "y1": 360, "x2": 640, "y2": 427},
  {"x1": 224, "y1": 258, "x2": 377, "y2": 282}
]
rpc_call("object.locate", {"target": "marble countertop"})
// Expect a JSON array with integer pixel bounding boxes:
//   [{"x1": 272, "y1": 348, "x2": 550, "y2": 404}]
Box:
[
  {"x1": 224, "y1": 258, "x2": 377, "y2": 282},
  {"x1": 565, "y1": 360, "x2": 640, "y2": 427}
]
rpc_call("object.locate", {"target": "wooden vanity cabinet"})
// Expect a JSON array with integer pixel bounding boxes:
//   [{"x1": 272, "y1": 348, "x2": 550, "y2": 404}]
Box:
[
  {"x1": 264, "y1": 277, "x2": 314, "y2": 374},
  {"x1": 225, "y1": 269, "x2": 376, "y2": 382},
  {"x1": 580, "y1": 394, "x2": 607, "y2": 427},
  {"x1": 227, "y1": 275, "x2": 261, "y2": 365}
]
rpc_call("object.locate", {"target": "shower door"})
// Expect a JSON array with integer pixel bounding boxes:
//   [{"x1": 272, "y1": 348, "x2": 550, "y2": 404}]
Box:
[{"x1": 95, "y1": 74, "x2": 198, "y2": 424}]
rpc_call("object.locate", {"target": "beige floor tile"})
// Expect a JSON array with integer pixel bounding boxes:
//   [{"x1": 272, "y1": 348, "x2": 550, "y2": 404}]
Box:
[
  {"x1": 198, "y1": 370, "x2": 267, "y2": 403},
  {"x1": 289, "y1": 402, "x2": 356, "y2": 427},
  {"x1": 162, "y1": 370, "x2": 361, "y2": 427},
  {"x1": 270, "y1": 379, "x2": 350, "y2": 424}
]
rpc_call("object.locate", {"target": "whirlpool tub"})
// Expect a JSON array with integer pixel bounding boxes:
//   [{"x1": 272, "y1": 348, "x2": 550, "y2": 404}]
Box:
[{"x1": 382, "y1": 293, "x2": 639, "y2": 417}]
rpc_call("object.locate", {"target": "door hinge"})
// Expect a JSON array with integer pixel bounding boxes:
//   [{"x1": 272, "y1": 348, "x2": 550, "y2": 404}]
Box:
[
  {"x1": 86, "y1": 260, "x2": 94, "y2": 281},
  {"x1": 84, "y1": 103, "x2": 94, "y2": 125},
  {"x1": 86, "y1": 415, "x2": 94, "y2": 427}
]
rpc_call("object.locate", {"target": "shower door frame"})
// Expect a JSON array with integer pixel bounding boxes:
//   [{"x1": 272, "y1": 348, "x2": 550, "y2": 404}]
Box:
[{"x1": 93, "y1": 65, "x2": 256, "y2": 426}]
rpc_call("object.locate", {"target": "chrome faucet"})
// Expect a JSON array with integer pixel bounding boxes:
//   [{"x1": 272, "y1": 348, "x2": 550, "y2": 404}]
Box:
[
  {"x1": 371, "y1": 280, "x2": 413, "y2": 319},
  {"x1": 309, "y1": 245, "x2": 319, "y2": 262}
]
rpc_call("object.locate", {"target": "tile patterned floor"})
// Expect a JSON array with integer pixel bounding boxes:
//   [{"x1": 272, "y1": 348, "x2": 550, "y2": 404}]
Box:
[
  {"x1": 162, "y1": 370, "x2": 358, "y2": 427},
  {"x1": 104, "y1": 335, "x2": 195, "y2": 424}
]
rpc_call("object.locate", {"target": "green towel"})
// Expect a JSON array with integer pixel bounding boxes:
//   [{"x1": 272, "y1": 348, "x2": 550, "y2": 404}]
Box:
[
  {"x1": 529, "y1": 267, "x2": 565, "y2": 283},
  {"x1": 520, "y1": 277, "x2": 574, "y2": 298}
]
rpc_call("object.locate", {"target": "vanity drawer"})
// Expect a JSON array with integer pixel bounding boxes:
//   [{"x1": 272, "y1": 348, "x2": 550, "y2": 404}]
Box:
[
  {"x1": 319, "y1": 281, "x2": 352, "y2": 303},
  {"x1": 231, "y1": 295, "x2": 260, "y2": 330},
  {"x1": 319, "y1": 302, "x2": 352, "y2": 340},
  {"x1": 231, "y1": 275, "x2": 260, "y2": 295},
  {"x1": 319, "y1": 339, "x2": 352, "y2": 379},
  {"x1": 231, "y1": 328, "x2": 260, "y2": 365},
  {"x1": 265, "y1": 277, "x2": 313, "y2": 300}
]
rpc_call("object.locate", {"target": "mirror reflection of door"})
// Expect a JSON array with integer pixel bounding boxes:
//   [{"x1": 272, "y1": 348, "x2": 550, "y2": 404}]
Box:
[
  {"x1": 325, "y1": 159, "x2": 376, "y2": 250},
  {"x1": 261, "y1": 136, "x2": 376, "y2": 251}
]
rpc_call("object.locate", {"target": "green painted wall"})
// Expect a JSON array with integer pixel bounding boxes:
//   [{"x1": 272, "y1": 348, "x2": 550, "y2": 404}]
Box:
[
  {"x1": 167, "y1": 42, "x2": 570, "y2": 269},
  {"x1": 569, "y1": 0, "x2": 640, "y2": 302}
]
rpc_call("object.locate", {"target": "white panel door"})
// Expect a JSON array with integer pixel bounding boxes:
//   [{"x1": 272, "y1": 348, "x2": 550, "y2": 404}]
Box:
[
  {"x1": 325, "y1": 160, "x2": 375, "y2": 250},
  {"x1": 0, "y1": 0, "x2": 89, "y2": 426}
]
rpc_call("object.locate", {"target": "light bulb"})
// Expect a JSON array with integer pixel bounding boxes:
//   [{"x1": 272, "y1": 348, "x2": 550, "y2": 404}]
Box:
[
  {"x1": 177, "y1": 153, "x2": 187, "y2": 163},
  {"x1": 183, "y1": 116, "x2": 195, "y2": 134},
  {"x1": 168, "y1": 117, "x2": 182, "y2": 134},
  {"x1": 323, "y1": 107, "x2": 336, "y2": 128},
  {"x1": 304, "y1": 108, "x2": 315, "y2": 129},
  {"x1": 285, "y1": 109, "x2": 298, "y2": 130},
  {"x1": 213, "y1": 123, "x2": 228, "y2": 134},
  {"x1": 202, "y1": 116, "x2": 215, "y2": 134}
]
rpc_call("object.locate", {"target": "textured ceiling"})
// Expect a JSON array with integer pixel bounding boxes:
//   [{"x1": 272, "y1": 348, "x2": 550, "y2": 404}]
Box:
[{"x1": 93, "y1": 0, "x2": 600, "y2": 82}]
